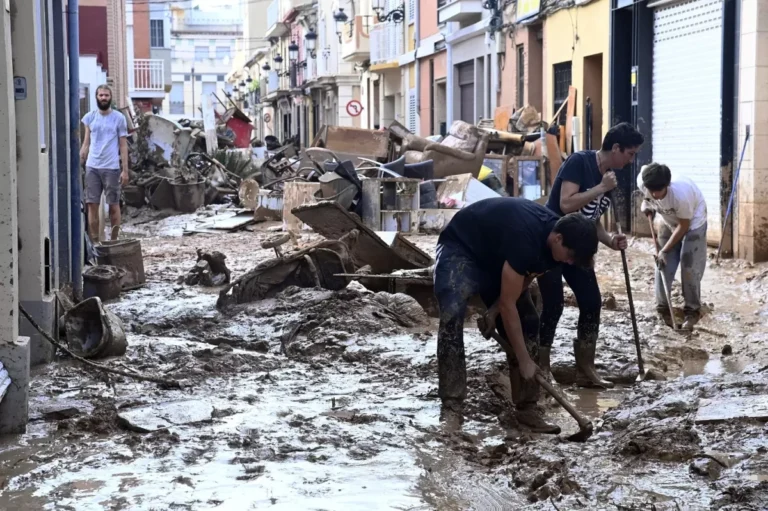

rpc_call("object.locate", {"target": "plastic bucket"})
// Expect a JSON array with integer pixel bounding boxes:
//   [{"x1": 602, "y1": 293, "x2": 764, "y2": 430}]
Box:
[
  {"x1": 64, "y1": 297, "x2": 127, "y2": 359},
  {"x1": 94, "y1": 239, "x2": 146, "y2": 290},
  {"x1": 83, "y1": 265, "x2": 125, "y2": 301}
]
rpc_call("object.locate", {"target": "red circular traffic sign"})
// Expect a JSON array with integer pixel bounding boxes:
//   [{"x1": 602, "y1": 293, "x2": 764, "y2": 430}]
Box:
[{"x1": 346, "y1": 100, "x2": 363, "y2": 117}]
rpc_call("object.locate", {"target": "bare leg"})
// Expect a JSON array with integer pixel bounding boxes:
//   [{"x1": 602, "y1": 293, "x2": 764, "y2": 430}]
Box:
[
  {"x1": 108, "y1": 204, "x2": 121, "y2": 240},
  {"x1": 87, "y1": 203, "x2": 101, "y2": 242}
]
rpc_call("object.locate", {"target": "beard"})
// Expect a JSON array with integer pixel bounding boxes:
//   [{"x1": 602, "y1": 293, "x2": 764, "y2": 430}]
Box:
[{"x1": 97, "y1": 100, "x2": 111, "y2": 111}]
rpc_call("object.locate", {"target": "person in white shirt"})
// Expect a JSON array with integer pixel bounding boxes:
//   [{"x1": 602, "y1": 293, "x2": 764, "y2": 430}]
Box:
[{"x1": 637, "y1": 163, "x2": 708, "y2": 330}]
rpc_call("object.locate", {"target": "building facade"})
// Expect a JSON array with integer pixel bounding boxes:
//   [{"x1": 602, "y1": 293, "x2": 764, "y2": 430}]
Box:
[
  {"x1": 167, "y1": 2, "x2": 241, "y2": 119},
  {"x1": 126, "y1": 0, "x2": 173, "y2": 113}
]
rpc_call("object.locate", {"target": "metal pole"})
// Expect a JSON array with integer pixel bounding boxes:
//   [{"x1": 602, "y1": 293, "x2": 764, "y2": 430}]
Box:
[
  {"x1": 191, "y1": 66, "x2": 196, "y2": 116},
  {"x1": 68, "y1": 0, "x2": 82, "y2": 296}
]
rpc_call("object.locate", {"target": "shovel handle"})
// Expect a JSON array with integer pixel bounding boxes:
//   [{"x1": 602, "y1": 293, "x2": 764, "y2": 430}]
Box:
[{"x1": 534, "y1": 373, "x2": 592, "y2": 430}]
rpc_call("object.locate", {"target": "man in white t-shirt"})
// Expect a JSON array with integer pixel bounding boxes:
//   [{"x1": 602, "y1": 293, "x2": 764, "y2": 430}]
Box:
[{"x1": 637, "y1": 163, "x2": 707, "y2": 330}]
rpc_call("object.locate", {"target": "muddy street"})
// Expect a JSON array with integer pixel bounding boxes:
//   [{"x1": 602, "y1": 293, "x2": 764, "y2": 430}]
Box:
[{"x1": 1, "y1": 214, "x2": 768, "y2": 510}]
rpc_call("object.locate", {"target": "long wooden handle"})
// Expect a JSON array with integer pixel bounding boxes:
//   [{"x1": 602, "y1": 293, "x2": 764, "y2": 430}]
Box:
[{"x1": 535, "y1": 373, "x2": 591, "y2": 429}]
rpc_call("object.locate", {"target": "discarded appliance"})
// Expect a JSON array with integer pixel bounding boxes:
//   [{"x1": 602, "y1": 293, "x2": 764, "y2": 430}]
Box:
[
  {"x1": 64, "y1": 297, "x2": 128, "y2": 359},
  {"x1": 291, "y1": 201, "x2": 432, "y2": 274}
]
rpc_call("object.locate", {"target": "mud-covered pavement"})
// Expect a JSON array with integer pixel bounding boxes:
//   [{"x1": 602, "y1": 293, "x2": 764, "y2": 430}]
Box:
[{"x1": 2, "y1": 210, "x2": 768, "y2": 510}]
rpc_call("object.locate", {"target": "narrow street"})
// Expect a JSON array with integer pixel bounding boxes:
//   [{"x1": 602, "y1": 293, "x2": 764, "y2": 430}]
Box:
[{"x1": 1, "y1": 211, "x2": 767, "y2": 510}]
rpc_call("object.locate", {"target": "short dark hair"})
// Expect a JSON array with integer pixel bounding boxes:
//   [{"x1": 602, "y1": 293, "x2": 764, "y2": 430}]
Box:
[
  {"x1": 602, "y1": 122, "x2": 644, "y2": 152},
  {"x1": 553, "y1": 213, "x2": 599, "y2": 268},
  {"x1": 641, "y1": 163, "x2": 671, "y2": 192}
]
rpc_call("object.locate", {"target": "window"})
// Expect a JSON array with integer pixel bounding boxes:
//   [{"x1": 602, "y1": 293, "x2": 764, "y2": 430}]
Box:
[
  {"x1": 516, "y1": 45, "x2": 525, "y2": 108},
  {"x1": 216, "y1": 46, "x2": 230, "y2": 60},
  {"x1": 553, "y1": 61, "x2": 572, "y2": 125},
  {"x1": 150, "y1": 19, "x2": 164, "y2": 48},
  {"x1": 195, "y1": 46, "x2": 209, "y2": 61}
]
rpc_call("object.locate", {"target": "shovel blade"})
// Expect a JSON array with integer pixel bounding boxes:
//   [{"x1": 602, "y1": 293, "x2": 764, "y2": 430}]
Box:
[{"x1": 566, "y1": 422, "x2": 594, "y2": 442}]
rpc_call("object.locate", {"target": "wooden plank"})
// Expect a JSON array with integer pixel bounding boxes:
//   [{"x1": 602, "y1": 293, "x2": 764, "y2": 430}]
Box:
[
  {"x1": 565, "y1": 86, "x2": 577, "y2": 154},
  {"x1": 493, "y1": 105, "x2": 514, "y2": 131},
  {"x1": 695, "y1": 395, "x2": 768, "y2": 424},
  {"x1": 546, "y1": 133, "x2": 563, "y2": 184}
]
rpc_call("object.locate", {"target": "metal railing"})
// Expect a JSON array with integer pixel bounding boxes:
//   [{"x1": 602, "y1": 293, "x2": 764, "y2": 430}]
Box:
[
  {"x1": 133, "y1": 59, "x2": 165, "y2": 91},
  {"x1": 369, "y1": 22, "x2": 404, "y2": 64}
]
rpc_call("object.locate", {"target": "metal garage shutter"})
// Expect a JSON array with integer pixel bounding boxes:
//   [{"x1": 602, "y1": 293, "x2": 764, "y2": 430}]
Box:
[{"x1": 652, "y1": 0, "x2": 723, "y2": 243}]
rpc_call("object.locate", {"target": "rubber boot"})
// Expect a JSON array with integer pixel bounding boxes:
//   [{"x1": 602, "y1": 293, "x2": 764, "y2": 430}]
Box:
[
  {"x1": 508, "y1": 356, "x2": 561, "y2": 434},
  {"x1": 573, "y1": 339, "x2": 614, "y2": 389},
  {"x1": 538, "y1": 346, "x2": 553, "y2": 382}
]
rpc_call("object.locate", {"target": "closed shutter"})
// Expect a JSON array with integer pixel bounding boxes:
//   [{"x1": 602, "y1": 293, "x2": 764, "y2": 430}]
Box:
[
  {"x1": 652, "y1": 0, "x2": 723, "y2": 243},
  {"x1": 408, "y1": 88, "x2": 417, "y2": 133}
]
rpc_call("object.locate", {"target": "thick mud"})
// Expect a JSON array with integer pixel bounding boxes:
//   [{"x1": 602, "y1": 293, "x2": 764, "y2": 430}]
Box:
[{"x1": 2, "y1": 216, "x2": 768, "y2": 510}]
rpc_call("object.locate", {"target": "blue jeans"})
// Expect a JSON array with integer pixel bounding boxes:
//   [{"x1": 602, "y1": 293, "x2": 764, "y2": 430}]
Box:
[
  {"x1": 434, "y1": 241, "x2": 540, "y2": 402},
  {"x1": 656, "y1": 222, "x2": 707, "y2": 315}
]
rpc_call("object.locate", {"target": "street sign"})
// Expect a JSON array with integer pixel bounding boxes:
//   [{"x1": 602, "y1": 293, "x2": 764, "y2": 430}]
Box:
[
  {"x1": 13, "y1": 77, "x2": 26, "y2": 100},
  {"x1": 346, "y1": 99, "x2": 363, "y2": 117}
]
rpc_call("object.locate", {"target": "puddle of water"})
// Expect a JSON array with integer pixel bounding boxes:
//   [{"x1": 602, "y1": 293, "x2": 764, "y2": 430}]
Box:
[{"x1": 682, "y1": 356, "x2": 749, "y2": 377}]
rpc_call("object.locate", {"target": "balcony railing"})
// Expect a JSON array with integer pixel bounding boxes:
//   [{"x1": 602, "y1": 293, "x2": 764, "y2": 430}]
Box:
[
  {"x1": 133, "y1": 59, "x2": 165, "y2": 91},
  {"x1": 370, "y1": 22, "x2": 404, "y2": 64}
]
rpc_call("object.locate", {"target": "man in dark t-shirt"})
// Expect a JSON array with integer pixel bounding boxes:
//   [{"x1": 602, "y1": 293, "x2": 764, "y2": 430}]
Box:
[
  {"x1": 539, "y1": 122, "x2": 644, "y2": 388},
  {"x1": 435, "y1": 198, "x2": 598, "y2": 433}
]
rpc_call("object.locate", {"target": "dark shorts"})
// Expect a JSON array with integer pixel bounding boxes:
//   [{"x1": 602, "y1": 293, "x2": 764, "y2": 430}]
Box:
[{"x1": 85, "y1": 167, "x2": 121, "y2": 205}]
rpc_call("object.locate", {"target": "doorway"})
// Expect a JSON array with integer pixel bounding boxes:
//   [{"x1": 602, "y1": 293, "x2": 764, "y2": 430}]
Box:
[{"x1": 583, "y1": 53, "x2": 603, "y2": 150}]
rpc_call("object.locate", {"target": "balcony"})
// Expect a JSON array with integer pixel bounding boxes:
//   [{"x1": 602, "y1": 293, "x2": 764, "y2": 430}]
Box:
[
  {"x1": 341, "y1": 16, "x2": 370, "y2": 63},
  {"x1": 130, "y1": 59, "x2": 166, "y2": 99},
  {"x1": 265, "y1": 0, "x2": 289, "y2": 39},
  {"x1": 370, "y1": 22, "x2": 404, "y2": 66},
  {"x1": 437, "y1": 0, "x2": 484, "y2": 24}
]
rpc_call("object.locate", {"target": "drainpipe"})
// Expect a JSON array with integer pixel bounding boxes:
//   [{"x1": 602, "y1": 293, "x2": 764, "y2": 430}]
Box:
[
  {"x1": 446, "y1": 37, "x2": 453, "y2": 126},
  {"x1": 68, "y1": 0, "x2": 82, "y2": 296},
  {"x1": 52, "y1": 0, "x2": 70, "y2": 287},
  {"x1": 414, "y1": 0, "x2": 420, "y2": 135}
]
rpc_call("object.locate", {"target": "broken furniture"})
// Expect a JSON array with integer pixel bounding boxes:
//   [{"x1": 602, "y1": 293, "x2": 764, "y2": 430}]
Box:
[
  {"x1": 402, "y1": 121, "x2": 490, "y2": 179},
  {"x1": 311, "y1": 125, "x2": 391, "y2": 165},
  {"x1": 361, "y1": 178, "x2": 421, "y2": 233},
  {"x1": 64, "y1": 297, "x2": 127, "y2": 359},
  {"x1": 291, "y1": 201, "x2": 432, "y2": 274},
  {"x1": 216, "y1": 231, "x2": 360, "y2": 308}
]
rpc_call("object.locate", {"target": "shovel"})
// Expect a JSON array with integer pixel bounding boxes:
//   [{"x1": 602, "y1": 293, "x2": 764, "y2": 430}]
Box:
[
  {"x1": 611, "y1": 201, "x2": 649, "y2": 382},
  {"x1": 476, "y1": 313, "x2": 594, "y2": 442},
  {"x1": 647, "y1": 215, "x2": 678, "y2": 330}
]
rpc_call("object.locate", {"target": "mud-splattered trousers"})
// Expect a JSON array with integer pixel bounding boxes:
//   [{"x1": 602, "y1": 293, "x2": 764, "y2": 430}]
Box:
[
  {"x1": 434, "y1": 242, "x2": 540, "y2": 403},
  {"x1": 656, "y1": 222, "x2": 707, "y2": 315},
  {"x1": 536, "y1": 266, "x2": 602, "y2": 347}
]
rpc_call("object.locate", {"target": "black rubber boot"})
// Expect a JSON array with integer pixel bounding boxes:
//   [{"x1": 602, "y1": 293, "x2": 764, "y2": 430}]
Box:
[
  {"x1": 573, "y1": 339, "x2": 614, "y2": 389},
  {"x1": 509, "y1": 357, "x2": 560, "y2": 434}
]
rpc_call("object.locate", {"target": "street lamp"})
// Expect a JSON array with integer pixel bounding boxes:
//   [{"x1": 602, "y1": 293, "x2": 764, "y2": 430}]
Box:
[
  {"x1": 372, "y1": 0, "x2": 404, "y2": 23},
  {"x1": 288, "y1": 41, "x2": 299, "y2": 62},
  {"x1": 305, "y1": 29, "x2": 317, "y2": 59},
  {"x1": 334, "y1": 8, "x2": 348, "y2": 43}
]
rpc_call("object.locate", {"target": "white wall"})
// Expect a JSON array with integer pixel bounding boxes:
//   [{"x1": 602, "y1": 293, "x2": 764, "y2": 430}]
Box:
[{"x1": 79, "y1": 55, "x2": 108, "y2": 114}]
